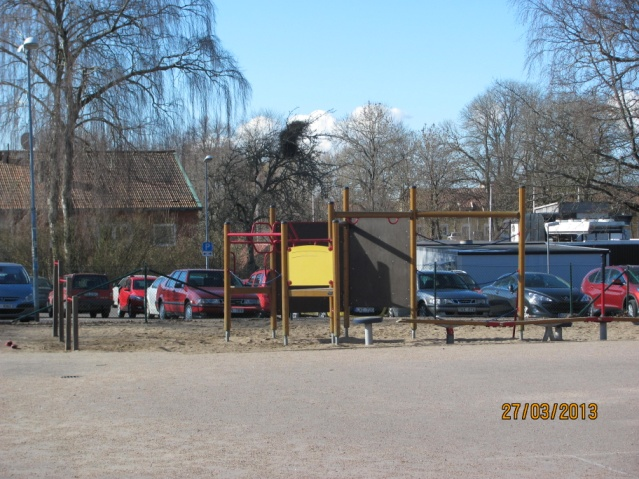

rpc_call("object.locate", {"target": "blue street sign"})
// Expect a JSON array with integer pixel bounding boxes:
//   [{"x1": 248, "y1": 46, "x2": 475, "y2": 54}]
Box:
[{"x1": 202, "y1": 241, "x2": 213, "y2": 256}]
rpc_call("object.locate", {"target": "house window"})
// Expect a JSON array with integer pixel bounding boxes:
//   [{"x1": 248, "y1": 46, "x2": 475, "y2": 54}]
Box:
[
  {"x1": 111, "y1": 223, "x2": 131, "y2": 240},
  {"x1": 153, "y1": 223, "x2": 176, "y2": 247}
]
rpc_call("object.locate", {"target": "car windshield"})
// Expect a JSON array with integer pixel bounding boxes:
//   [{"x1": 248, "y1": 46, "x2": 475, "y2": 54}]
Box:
[
  {"x1": 189, "y1": 271, "x2": 224, "y2": 287},
  {"x1": 72, "y1": 275, "x2": 109, "y2": 289},
  {"x1": 418, "y1": 273, "x2": 468, "y2": 290},
  {"x1": 188, "y1": 271, "x2": 244, "y2": 288},
  {"x1": 625, "y1": 268, "x2": 639, "y2": 284},
  {"x1": 0, "y1": 266, "x2": 30, "y2": 284},
  {"x1": 524, "y1": 274, "x2": 569, "y2": 288},
  {"x1": 133, "y1": 279, "x2": 156, "y2": 289},
  {"x1": 455, "y1": 273, "x2": 477, "y2": 288}
]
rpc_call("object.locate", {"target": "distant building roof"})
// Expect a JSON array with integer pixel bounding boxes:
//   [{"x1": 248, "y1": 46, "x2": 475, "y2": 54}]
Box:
[
  {"x1": 0, "y1": 163, "x2": 31, "y2": 209},
  {"x1": 533, "y1": 201, "x2": 615, "y2": 219},
  {"x1": 0, "y1": 150, "x2": 201, "y2": 212}
]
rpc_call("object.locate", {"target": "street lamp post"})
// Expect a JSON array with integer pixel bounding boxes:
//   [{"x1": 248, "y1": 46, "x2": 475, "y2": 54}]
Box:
[
  {"x1": 19, "y1": 37, "x2": 39, "y2": 320},
  {"x1": 204, "y1": 155, "x2": 213, "y2": 269}
]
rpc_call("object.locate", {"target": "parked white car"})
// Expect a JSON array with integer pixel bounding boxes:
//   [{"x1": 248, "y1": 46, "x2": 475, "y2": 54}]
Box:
[
  {"x1": 112, "y1": 277, "x2": 126, "y2": 307},
  {"x1": 146, "y1": 276, "x2": 167, "y2": 318}
]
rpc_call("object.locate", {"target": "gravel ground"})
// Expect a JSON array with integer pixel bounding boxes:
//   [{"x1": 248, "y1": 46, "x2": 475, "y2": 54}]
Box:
[{"x1": 1, "y1": 318, "x2": 638, "y2": 478}]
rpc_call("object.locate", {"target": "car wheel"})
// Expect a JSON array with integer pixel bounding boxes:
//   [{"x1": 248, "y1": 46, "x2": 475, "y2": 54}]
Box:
[
  {"x1": 417, "y1": 302, "x2": 430, "y2": 317},
  {"x1": 117, "y1": 304, "x2": 125, "y2": 318},
  {"x1": 127, "y1": 303, "x2": 136, "y2": 319},
  {"x1": 90, "y1": 311, "x2": 97, "y2": 318},
  {"x1": 159, "y1": 302, "x2": 167, "y2": 320},
  {"x1": 184, "y1": 303, "x2": 193, "y2": 321},
  {"x1": 627, "y1": 299, "x2": 638, "y2": 318},
  {"x1": 101, "y1": 308, "x2": 110, "y2": 318}
]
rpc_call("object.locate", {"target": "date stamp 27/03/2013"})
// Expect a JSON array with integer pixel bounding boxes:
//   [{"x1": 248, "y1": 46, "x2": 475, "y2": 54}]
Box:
[{"x1": 501, "y1": 403, "x2": 598, "y2": 420}]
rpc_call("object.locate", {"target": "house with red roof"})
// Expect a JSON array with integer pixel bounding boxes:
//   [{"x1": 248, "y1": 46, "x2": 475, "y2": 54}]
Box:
[{"x1": 0, "y1": 150, "x2": 203, "y2": 273}]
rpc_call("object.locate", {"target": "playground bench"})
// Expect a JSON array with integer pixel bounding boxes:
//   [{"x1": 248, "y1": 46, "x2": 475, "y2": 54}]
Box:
[
  {"x1": 398, "y1": 316, "x2": 639, "y2": 343},
  {"x1": 541, "y1": 322, "x2": 573, "y2": 341},
  {"x1": 352, "y1": 316, "x2": 383, "y2": 345}
]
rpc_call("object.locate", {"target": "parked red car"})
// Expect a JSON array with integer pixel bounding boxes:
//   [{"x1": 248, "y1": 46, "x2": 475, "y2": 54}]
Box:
[
  {"x1": 156, "y1": 269, "x2": 260, "y2": 320},
  {"x1": 581, "y1": 265, "x2": 639, "y2": 317},
  {"x1": 246, "y1": 269, "x2": 278, "y2": 317},
  {"x1": 48, "y1": 273, "x2": 111, "y2": 318},
  {"x1": 116, "y1": 275, "x2": 157, "y2": 318}
]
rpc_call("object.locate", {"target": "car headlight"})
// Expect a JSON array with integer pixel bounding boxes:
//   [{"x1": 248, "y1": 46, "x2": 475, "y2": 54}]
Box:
[
  {"x1": 240, "y1": 299, "x2": 260, "y2": 306},
  {"x1": 25, "y1": 293, "x2": 33, "y2": 303},
  {"x1": 528, "y1": 292, "x2": 553, "y2": 304},
  {"x1": 194, "y1": 298, "x2": 223, "y2": 305},
  {"x1": 427, "y1": 298, "x2": 452, "y2": 305},
  {"x1": 130, "y1": 295, "x2": 143, "y2": 301},
  {"x1": 476, "y1": 298, "x2": 487, "y2": 305},
  {"x1": 580, "y1": 294, "x2": 591, "y2": 302}
]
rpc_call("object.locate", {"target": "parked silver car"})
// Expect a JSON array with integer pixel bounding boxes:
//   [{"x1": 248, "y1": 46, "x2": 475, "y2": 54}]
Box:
[{"x1": 416, "y1": 270, "x2": 490, "y2": 317}]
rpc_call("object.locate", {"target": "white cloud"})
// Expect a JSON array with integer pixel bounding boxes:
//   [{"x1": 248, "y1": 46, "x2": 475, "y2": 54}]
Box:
[{"x1": 349, "y1": 105, "x2": 408, "y2": 124}]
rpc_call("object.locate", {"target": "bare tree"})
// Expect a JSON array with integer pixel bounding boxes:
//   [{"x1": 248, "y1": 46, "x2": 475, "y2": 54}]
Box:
[
  {"x1": 332, "y1": 103, "x2": 414, "y2": 211},
  {"x1": 513, "y1": 0, "x2": 639, "y2": 211},
  {"x1": 444, "y1": 81, "x2": 539, "y2": 213},
  {"x1": 413, "y1": 124, "x2": 466, "y2": 238},
  {"x1": 208, "y1": 113, "x2": 334, "y2": 273},
  {"x1": 0, "y1": 0, "x2": 249, "y2": 268}
]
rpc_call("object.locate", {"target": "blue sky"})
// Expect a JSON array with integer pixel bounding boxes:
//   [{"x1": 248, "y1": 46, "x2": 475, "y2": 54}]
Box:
[{"x1": 213, "y1": 0, "x2": 534, "y2": 131}]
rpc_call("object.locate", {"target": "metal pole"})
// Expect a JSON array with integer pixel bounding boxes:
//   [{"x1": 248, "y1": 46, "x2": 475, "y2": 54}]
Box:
[
  {"x1": 204, "y1": 155, "x2": 212, "y2": 269},
  {"x1": 488, "y1": 183, "x2": 492, "y2": 242},
  {"x1": 410, "y1": 186, "x2": 417, "y2": 339},
  {"x1": 24, "y1": 41, "x2": 39, "y2": 321},
  {"x1": 517, "y1": 186, "x2": 526, "y2": 340}
]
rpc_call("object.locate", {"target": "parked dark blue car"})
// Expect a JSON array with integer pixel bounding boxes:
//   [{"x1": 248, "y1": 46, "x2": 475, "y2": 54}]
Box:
[
  {"x1": 0, "y1": 262, "x2": 36, "y2": 321},
  {"x1": 481, "y1": 272, "x2": 591, "y2": 318}
]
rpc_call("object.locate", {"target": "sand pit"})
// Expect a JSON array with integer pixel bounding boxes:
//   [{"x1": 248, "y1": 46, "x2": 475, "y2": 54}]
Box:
[{"x1": 1, "y1": 315, "x2": 638, "y2": 353}]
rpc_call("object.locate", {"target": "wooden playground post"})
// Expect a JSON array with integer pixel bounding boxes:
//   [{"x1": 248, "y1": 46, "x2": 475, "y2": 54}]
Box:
[
  {"x1": 65, "y1": 292, "x2": 72, "y2": 351},
  {"x1": 57, "y1": 259, "x2": 64, "y2": 342},
  {"x1": 280, "y1": 222, "x2": 290, "y2": 345},
  {"x1": 223, "y1": 222, "x2": 231, "y2": 341},
  {"x1": 331, "y1": 219, "x2": 342, "y2": 342},
  {"x1": 410, "y1": 186, "x2": 418, "y2": 338},
  {"x1": 269, "y1": 206, "x2": 278, "y2": 337},
  {"x1": 52, "y1": 260, "x2": 59, "y2": 338},
  {"x1": 517, "y1": 186, "x2": 526, "y2": 339},
  {"x1": 327, "y1": 202, "x2": 335, "y2": 337},
  {"x1": 342, "y1": 187, "x2": 350, "y2": 337},
  {"x1": 72, "y1": 296, "x2": 79, "y2": 351}
]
